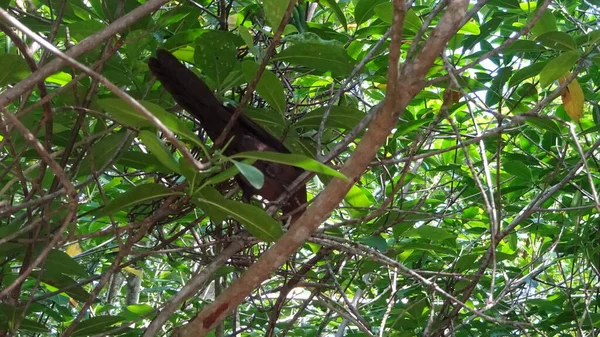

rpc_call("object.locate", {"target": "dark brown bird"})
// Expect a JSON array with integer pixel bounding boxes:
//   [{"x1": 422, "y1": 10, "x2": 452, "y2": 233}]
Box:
[{"x1": 148, "y1": 49, "x2": 306, "y2": 222}]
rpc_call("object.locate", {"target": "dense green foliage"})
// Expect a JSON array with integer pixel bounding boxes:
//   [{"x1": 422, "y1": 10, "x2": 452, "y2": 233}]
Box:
[{"x1": 1, "y1": 0, "x2": 600, "y2": 336}]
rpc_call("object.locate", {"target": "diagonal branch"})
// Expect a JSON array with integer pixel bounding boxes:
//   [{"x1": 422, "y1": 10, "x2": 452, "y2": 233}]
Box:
[
  {"x1": 0, "y1": 0, "x2": 169, "y2": 107},
  {"x1": 0, "y1": 6, "x2": 208, "y2": 172}
]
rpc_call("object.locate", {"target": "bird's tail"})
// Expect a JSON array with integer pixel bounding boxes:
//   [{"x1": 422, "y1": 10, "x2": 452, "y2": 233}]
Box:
[{"x1": 148, "y1": 49, "x2": 231, "y2": 141}]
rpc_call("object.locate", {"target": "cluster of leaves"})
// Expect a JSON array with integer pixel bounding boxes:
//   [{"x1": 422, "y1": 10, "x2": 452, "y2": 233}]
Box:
[{"x1": 1, "y1": 0, "x2": 600, "y2": 336}]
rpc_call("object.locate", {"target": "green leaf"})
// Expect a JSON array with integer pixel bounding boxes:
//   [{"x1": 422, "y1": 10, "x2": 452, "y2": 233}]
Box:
[
  {"x1": 0, "y1": 223, "x2": 22, "y2": 239},
  {"x1": 525, "y1": 116, "x2": 561, "y2": 134},
  {"x1": 117, "y1": 151, "x2": 172, "y2": 173},
  {"x1": 126, "y1": 304, "x2": 155, "y2": 316},
  {"x1": 503, "y1": 160, "x2": 532, "y2": 180},
  {"x1": 43, "y1": 249, "x2": 89, "y2": 277},
  {"x1": 274, "y1": 43, "x2": 356, "y2": 77},
  {"x1": 78, "y1": 131, "x2": 131, "y2": 177},
  {"x1": 354, "y1": 24, "x2": 389, "y2": 38},
  {"x1": 539, "y1": 51, "x2": 579, "y2": 88},
  {"x1": 138, "y1": 130, "x2": 180, "y2": 174},
  {"x1": 46, "y1": 71, "x2": 73, "y2": 86},
  {"x1": 344, "y1": 185, "x2": 373, "y2": 217},
  {"x1": 530, "y1": 9, "x2": 557, "y2": 39},
  {"x1": 238, "y1": 26, "x2": 256, "y2": 51},
  {"x1": 203, "y1": 161, "x2": 245, "y2": 186},
  {"x1": 502, "y1": 40, "x2": 547, "y2": 54},
  {"x1": 458, "y1": 20, "x2": 480, "y2": 35},
  {"x1": 0, "y1": 304, "x2": 52, "y2": 334},
  {"x1": 576, "y1": 31, "x2": 600, "y2": 47},
  {"x1": 192, "y1": 187, "x2": 229, "y2": 223},
  {"x1": 508, "y1": 62, "x2": 547, "y2": 87},
  {"x1": 403, "y1": 226, "x2": 455, "y2": 241},
  {"x1": 404, "y1": 8, "x2": 422, "y2": 32},
  {"x1": 215, "y1": 266, "x2": 237, "y2": 278},
  {"x1": 196, "y1": 199, "x2": 284, "y2": 242},
  {"x1": 245, "y1": 107, "x2": 289, "y2": 137},
  {"x1": 374, "y1": 2, "x2": 392, "y2": 24},
  {"x1": 486, "y1": 67, "x2": 512, "y2": 107},
  {"x1": 19, "y1": 319, "x2": 50, "y2": 333},
  {"x1": 396, "y1": 119, "x2": 433, "y2": 136},
  {"x1": 398, "y1": 242, "x2": 457, "y2": 256},
  {"x1": 195, "y1": 31, "x2": 238, "y2": 89},
  {"x1": 163, "y1": 29, "x2": 204, "y2": 50},
  {"x1": 97, "y1": 98, "x2": 153, "y2": 128},
  {"x1": 72, "y1": 316, "x2": 125, "y2": 337},
  {"x1": 295, "y1": 106, "x2": 364, "y2": 129},
  {"x1": 375, "y1": 4, "x2": 421, "y2": 32},
  {"x1": 283, "y1": 24, "x2": 299, "y2": 35},
  {"x1": 220, "y1": 69, "x2": 246, "y2": 92},
  {"x1": 95, "y1": 183, "x2": 179, "y2": 217},
  {"x1": 67, "y1": 20, "x2": 106, "y2": 41},
  {"x1": 455, "y1": 254, "x2": 480, "y2": 271},
  {"x1": 241, "y1": 60, "x2": 286, "y2": 114},
  {"x1": 105, "y1": 99, "x2": 205, "y2": 153},
  {"x1": 0, "y1": 54, "x2": 31, "y2": 86},
  {"x1": 0, "y1": 303, "x2": 22, "y2": 322},
  {"x1": 536, "y1": 31, "x2": 577, "y2": 51},
  {"x1": 359, "y1": 236, "x2": 388, "y2": 252},
  {"x1": 321, "y1": 0, "x2": 347, "y2": 30},
  {"x1": 172, "y1": 45, "x2": 195, "y2": 63},
  {"x1": 354, "y1": 0, "x2": 387, "y2": 26},
  {"x1": 136, "y1": 100, "x2": 208, "y2": 150},
  {"x1": 488, "y1": 0, "x2": 520, "y2": 9},
  {"x1": 179, "y1": 160, "x2": 204, "y2": 189},
  {"x1": 32, "y1": 271, "x2": 91, "y2": 302},
  {"x1": 263, "y1": 0, "x2": 291, "y2": 28},
  {"x1": 232, "y1": 160, "x2": 265, "y2": 189},
  {"x1": 0, "y1": 242, "x2": 24, "y2": 256},
  {"x1": 231, "y1": 151, "x2": 348, "y2": 180}
]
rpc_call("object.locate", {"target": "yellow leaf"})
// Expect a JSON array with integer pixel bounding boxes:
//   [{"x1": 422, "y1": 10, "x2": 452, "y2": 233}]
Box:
[
  {"x1": 558, "y1": 72, "x2": 584, "y2": 122},
  {"x1": 123, "y1": 266, "x2": 143, "y2": 278},
  {"x1": 65, "y1": 243, "x2": 82, "y2": 257},
  {"x1": 227, "y1": 14, "x2": 237, "y2": 30}
]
